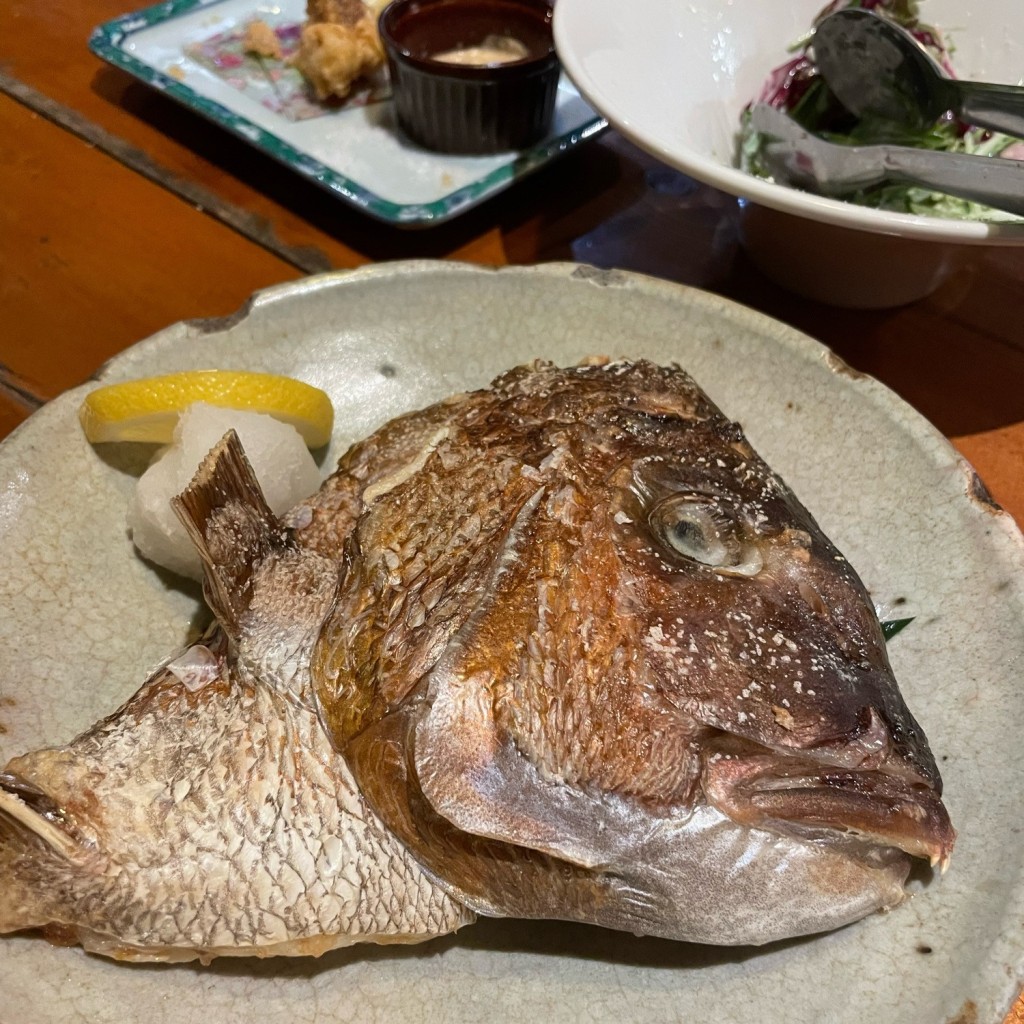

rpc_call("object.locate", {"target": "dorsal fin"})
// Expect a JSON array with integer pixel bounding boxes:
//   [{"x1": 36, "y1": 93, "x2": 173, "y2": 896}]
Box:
[{"x1": 171, "y1": 430, "x2": 290, "y2": 637}]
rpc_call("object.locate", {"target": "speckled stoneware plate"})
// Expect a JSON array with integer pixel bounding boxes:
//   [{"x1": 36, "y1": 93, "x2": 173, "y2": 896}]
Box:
[
  {"x1": 2, "y1": 262, "x2": 1023, "y2": 1024},
  {"x1": 88, "y1": 0, "x2": 605, "y2": 227}
]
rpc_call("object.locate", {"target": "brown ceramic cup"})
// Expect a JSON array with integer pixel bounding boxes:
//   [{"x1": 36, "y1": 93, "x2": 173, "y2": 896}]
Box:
[{"x1": 379, "y1": 0, "x2": 559, "y2": 155}]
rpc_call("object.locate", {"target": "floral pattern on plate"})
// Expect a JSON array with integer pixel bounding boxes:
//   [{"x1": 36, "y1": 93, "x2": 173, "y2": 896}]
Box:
[{"x1": 185, "y1": 20, "x2": 390, "y2": 122}]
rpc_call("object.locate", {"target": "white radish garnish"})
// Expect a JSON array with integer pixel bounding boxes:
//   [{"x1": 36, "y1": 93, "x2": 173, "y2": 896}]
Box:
[{"x1": 127, "y1": 402, "x2": 321, "y2": 579}]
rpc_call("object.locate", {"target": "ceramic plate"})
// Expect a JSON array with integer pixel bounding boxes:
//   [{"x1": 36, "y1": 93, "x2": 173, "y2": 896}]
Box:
[
  {"x1": 1, "y1": 262, "x2": 1023, "y2": 1024},
  {"x1": 90, "y1": 0, "x2": 606, "y2": 226}
]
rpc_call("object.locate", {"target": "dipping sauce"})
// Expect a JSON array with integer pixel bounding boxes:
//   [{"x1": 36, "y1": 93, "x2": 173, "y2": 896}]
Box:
[
  {"x1": 431, "y1": 34, "x2": 529, "y2": 65},
  {"x1": 380, "y1": 0, "x2": 559, "y2": 154}
]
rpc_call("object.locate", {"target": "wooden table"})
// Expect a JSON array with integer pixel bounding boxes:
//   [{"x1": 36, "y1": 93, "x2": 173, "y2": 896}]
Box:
[{"x1": 1, "y1": 1, "x2": 1022, "y2": 1020}]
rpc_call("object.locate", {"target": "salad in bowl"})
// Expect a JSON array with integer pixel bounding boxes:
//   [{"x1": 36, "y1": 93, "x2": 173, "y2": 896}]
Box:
[{"x1": 739, "y1": 0, "x2": 1024, "y2": 221}]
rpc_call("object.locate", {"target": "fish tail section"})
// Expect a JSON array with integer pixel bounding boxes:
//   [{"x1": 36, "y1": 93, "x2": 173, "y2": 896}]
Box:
[{"x1": 171, "y1": 430, "x2": 290, "y2": 637}]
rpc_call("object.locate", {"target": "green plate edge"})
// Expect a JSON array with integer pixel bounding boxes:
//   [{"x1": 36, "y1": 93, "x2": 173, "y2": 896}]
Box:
[{"x1": 88, "y1": 0, "x2": 608, "y2": 228}]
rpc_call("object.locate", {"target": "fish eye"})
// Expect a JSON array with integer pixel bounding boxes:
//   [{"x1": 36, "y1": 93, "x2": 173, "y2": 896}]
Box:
[
  {"x1": 656, "y1": 500, "x2": 732, "y2": 564},
  {"x1": 649, "y1": 496, "x2": 763, "y2": 577}
]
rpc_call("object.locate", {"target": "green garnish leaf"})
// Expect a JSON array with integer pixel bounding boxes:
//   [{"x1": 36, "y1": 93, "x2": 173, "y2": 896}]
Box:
[{"x1": 882, "y1": 617, "x2": 915, "y2": 641}]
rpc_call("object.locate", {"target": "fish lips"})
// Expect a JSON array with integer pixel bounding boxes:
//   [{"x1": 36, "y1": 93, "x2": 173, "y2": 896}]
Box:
[
  {"x1": 672, "y1": 626, "x2": 957, "y2": 868},
  {"x1": 701, "y1": 733, "x2": 956, "y2": 871}
]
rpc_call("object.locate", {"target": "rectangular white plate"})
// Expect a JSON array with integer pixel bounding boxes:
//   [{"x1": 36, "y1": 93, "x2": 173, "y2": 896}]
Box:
[{"x1": 90, "y1": 0, "x2": 607, "y2": 226}]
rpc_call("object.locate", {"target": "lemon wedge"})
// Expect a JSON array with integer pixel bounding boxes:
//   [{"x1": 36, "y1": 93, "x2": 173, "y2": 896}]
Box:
[{"x1": 78, "y1": 370, "x2": 334, "y2": 448}]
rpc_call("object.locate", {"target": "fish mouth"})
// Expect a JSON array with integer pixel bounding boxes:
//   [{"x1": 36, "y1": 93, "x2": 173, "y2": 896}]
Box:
[
  {"x1": 0, "y1": 770, "x2": 89, "y2": 936},
  {"x1": 0, "y1": 771, "x2": 84, "y2": 861},
  {"x1": 701, "y1": 737, "x2": 956, "y2": 872}
]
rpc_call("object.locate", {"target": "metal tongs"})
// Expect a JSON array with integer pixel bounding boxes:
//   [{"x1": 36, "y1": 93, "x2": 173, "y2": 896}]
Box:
[
  {"x1": 811, "y1": 8, "x2": 1024, "y2": 142},
  {"x1": 749, "y1": 103, "x2": 1024, "y2": 217}
]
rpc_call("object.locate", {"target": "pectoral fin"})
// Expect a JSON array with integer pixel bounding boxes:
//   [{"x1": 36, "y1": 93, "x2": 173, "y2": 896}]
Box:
[
  {"x1": 413, "y1": 664, "x2": 641, "y2": 871},
  {"x1": 172, "y1": 429, "x2": 289, "y2": 638},
  {"x1": 172, "y1": 429, "x2": 339, "y2": 707}
]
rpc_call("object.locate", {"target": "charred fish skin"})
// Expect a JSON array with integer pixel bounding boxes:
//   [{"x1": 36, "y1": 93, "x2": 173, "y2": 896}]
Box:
[
  {"x1": 313, "y1": 359, "x2": 954, "y2": 944},
  {"x1": 0, "y1": 433, "x2": 473, "y2": 962}
]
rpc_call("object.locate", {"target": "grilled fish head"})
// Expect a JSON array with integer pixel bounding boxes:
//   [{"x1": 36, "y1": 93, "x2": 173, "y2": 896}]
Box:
[
  {"x1": 314, "y1": 359, "x2": 954, "y2": 944},
  {"x1": 0, "y1": 363, "x2": 956, "y2": 956},
  {"x1": 602, "y1": 370, "x2": 951, "y2": 866}
]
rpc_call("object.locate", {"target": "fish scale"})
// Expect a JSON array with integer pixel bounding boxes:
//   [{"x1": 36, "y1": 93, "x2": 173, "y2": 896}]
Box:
[{"x1": 1, "y1": 668, "x2": 471, "y2": 960}]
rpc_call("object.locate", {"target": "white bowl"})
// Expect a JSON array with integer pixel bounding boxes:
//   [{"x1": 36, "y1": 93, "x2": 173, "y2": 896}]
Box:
[{"x1": 554, "y1": 0, "x2": 1024, "y2": 306}]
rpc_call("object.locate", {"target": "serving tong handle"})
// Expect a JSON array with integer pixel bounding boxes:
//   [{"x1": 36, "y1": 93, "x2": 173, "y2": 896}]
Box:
[
  {"x1": 749, "y1": 104, "x2": 1024, "y2": 217},
  {"x1": 955, "y1": 81, "x2": 1024, "y2": 141}
]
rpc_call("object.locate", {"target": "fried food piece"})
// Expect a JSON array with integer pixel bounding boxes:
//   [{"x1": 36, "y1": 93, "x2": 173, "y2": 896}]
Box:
[
  {"x1": 242, "y1": 19, "x2": 283, "y2": 60},
  {"x1": 292, "y1": 0, "x2": 385, "y2": 101},
  {"x1": 306, "y1": 0, "x2": 374, "y2": 23}
]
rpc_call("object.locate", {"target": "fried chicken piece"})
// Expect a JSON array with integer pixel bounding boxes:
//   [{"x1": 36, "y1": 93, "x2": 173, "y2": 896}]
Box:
[
  {"x1": 307, "y1": 0, "x2": 372, "y2": 24},
  {"x1": 292, "y1": 0, "x2": 385, "y2": 101}
]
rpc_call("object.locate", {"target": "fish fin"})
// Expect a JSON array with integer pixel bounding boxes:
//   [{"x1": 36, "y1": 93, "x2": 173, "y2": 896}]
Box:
[
  {"x1": 347, "y1": 708, "x2": 656, "y2": 933},
  {"x1": 0, "y1": 769, "x2": 90, "y2": 934},
  {"x1": 413, "y1": 677, "x2": 633, "y2": 871},
  {"x1": 171, "y1": 430, "x2": 289, "y2": 638}
]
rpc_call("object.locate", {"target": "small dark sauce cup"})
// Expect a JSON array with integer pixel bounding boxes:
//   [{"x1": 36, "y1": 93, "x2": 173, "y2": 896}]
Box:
[{"x1": 379, "y1": 0, "x2": 559, "y2": 155}]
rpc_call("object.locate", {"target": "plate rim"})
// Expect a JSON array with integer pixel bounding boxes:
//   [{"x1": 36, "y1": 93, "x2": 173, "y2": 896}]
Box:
[
  {"x1": 49, "y1": 260, "x2": 1024, "y2": 533},
  {"x1": 45, "y1": 259, "x2": 1024, "y2": 565}
]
